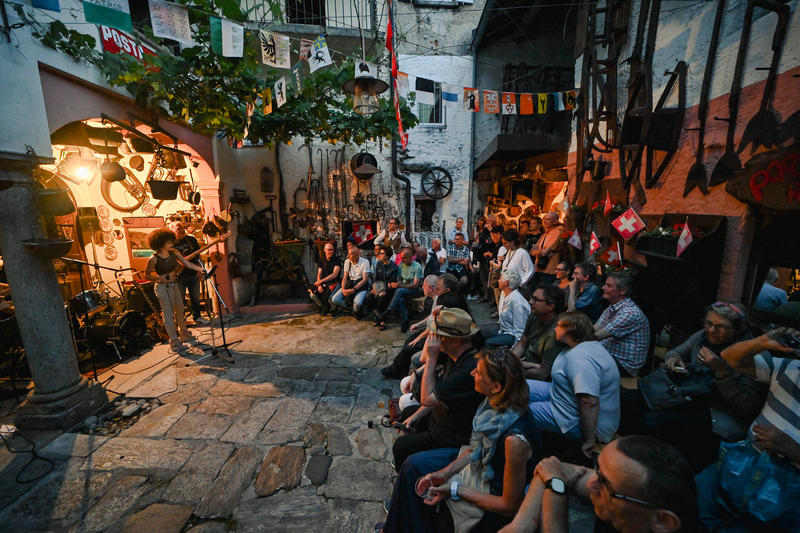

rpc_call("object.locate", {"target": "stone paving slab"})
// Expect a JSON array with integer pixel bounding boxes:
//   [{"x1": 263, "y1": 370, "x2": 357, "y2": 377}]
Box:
[
  {"x1": 159, "y1": 383, "x2": 210, "y2": 405},
  {"x1": 326, "y1": 426, "x2": 352, "y2": 456},
  {"x1": 166, "y1": 412, "x2": 234, "y2": 440},
  {"x1": 354, "y1": 427, "x2": 389, "y2": 461},
  {"x1": 162, "y1": 442, "x2": 235, "y2": 507},
  {"x1": 127, "y1": 367, "x2": 178, "y2": 398},
  {"x1": 121, "y1": 503, "x2": 193, "y2": 533},
  {"x1": 264, "y1": 396, "x2": 320, "y2": 430},
  {"x1": 177, "y1": 366, "x2": 227, "y2": 385},
  {"x1": 220, "y1": 399, "x2": 280, "y2": 444},
  {"x1": 278, "y1": 366, "x2": 320, "y2": 380},
  {"x1": 76, "y1": 475, "x2": 150, "y2": 533},
  {"x1": 322, "y1": 499, "x2": 384, "y2": 533},
  {"x1": 195, "y1": 445, "x2": 262, "y2": 518},
  {"x1": 309, "y1": 396, "x2": 355, "y2": 424},
  {"x1": 195, "y1": 395, "x2": 255, "y2": 415},
  {"x1": 254, "y1": 445, "x2": 306, "y2": 496},
  {"x1": 260, "y1": 428, "x2": 303, "y2": 446},
  {"x1": 208, "y1": 379, "x2": 289, "y2": 398},
  {"x1": 242, "y1": 365, "x2": 279, "y2": 383},
  {"x1": 121, "y1": 404, "x2": 187, "y2": 438},
  {"x1": 318, "y1": 456, "x2": 394, "y2": 501},
  {"x1": 81, "y1": 437, "x2": 194, "y2": 472},
  {"x1": 39, "y1": 433, "x2": 109, "y2": 459},
  {"x1": 233, "y1": 486, "x2": 331, "y2": 532}
]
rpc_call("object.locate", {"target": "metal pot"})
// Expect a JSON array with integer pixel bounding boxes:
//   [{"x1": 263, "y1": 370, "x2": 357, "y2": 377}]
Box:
[{"x1": 36, "y1": 188, "x2": 76, "y2": 216}]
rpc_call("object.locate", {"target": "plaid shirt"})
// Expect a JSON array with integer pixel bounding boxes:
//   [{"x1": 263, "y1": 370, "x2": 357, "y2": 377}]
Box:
[
  {"x1": 447, "y1": 243, "x2": 470, "y2": 272},
  {"x1": 596, "y1": 298, "x2": 650, "y2": 375}
]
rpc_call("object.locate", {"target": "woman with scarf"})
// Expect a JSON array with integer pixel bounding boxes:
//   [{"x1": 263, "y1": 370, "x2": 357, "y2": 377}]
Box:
[
  {"x1": 619, "y1": 301, "x2": 769, "y2": 473},
  {"x1": 380, "y1": 348, "x2": 542, "y2": 533}
]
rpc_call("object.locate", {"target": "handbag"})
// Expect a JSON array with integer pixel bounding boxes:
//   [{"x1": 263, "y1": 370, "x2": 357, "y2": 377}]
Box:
[
  {"x1": 380, "y1": 398, "x2": 402, "y2": 427},
  {"x1": 638, "y1": 366, "x2": 714, "y2": 411}
]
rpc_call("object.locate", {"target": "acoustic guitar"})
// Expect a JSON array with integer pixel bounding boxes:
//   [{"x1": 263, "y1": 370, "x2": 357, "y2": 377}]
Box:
[{"x1": 174, "y1": 232, "x2": 231, "y2": 276}]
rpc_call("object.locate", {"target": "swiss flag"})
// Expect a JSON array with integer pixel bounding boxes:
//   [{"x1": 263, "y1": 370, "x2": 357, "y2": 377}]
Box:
[
  {"x1": 612, "y1": 208, "x2": 646, "y2": 240},
  {"x1": 676, "y1": 217, "x2": 693, "y2": 257},
  {"x1": 599, "y1": 241, "x2": 623, "y2": 266},
  {"x1": 568, "y1": 229, "x2": 582, "y2": 249},
  {"x1": 589, "y1": 232, "x2": 601, "y2": 255},
  {"x1": 350, "y1": 223, "x2": 373, "y2": 244},
  {"x1": 604, "y1": 191, "x2": 613, "y2": 216}
]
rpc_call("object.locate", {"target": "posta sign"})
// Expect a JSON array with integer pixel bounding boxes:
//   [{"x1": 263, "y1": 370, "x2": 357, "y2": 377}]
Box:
[
  {"x1": 99, "y1": 26, "x2": 156, "y2": 61},
  {"x1": 726, "y1": 142, "x2": 800, "y2": 210}
]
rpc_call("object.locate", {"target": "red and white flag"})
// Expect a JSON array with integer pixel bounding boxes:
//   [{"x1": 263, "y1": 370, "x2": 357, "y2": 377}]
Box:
[
  {"x1": 604, "y1": 191, "x2": 613, "y2": 216},
  {"x1": 568, "y1": 229, "x2": 582, "y2": 249},
  {"x1": 589, "y1": 232, "x2": 601, "y2": 255},
  {"x1": 599, "y1": 241, "x2": 622, "y2": 266},
  {"x1": 612, "y1": 208, "x2": 646, "y2": 240},
  {"x1": 676, "y1": 217, "x2": 693, "y2": 257},
  {"x1": 350, "y1": 223, "x2": 373, "y2": 243},
  {"x1": 299, "y1": 38, "x2": 313, "y2": 61}
]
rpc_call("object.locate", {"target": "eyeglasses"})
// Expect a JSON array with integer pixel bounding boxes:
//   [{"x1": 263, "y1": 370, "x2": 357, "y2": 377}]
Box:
[
  {"x1": 594, "y1": 456, "x2": 658, "y2": 508},
  {"x1": 554, "y1": 267, "x2": 568, "y2": 272},
  {"x1": 530, "y1": 296, "x2": 549, "y2": 304},
  {"x1": 704, "y1": 319, "x2": 732, "y2": 331}
]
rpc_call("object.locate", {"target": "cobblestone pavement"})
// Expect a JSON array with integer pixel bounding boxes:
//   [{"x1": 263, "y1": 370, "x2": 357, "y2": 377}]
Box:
[{"x1": 0, "y1": 307, "x2": 595, "y2": 532}]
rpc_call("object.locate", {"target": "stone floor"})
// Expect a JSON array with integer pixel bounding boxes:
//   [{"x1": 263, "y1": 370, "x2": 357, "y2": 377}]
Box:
[{"x1": 0, "y1": 304, "x2": 596, "y2": 532}]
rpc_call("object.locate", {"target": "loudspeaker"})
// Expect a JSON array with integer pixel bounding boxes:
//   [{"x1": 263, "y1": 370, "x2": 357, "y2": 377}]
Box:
[{"x1": 78, "y1": 207, "x2": 100, "y2": 232}]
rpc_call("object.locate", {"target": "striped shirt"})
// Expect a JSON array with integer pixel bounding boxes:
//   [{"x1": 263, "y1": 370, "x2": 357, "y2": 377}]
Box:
[
  {"x1": 596, "y1": 298, "x2": 650, "y2": 376},
  {"x1": 750, "y1": 355, "x2": 800, "y2": 448}
]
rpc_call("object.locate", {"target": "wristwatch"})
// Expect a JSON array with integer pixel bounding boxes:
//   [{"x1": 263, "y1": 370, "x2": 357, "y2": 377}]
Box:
[
  {"x1": 545, "y1": 477, "x2": 567, "y2": 495},
  {"x1": 450, "y1": 481, "x2": 460, "y2": 500}
]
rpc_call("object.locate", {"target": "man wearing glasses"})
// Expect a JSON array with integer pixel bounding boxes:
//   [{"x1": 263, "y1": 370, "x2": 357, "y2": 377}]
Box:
[
  {"x1": 499, "y1": 435, "x2": 699, "y2": 533},
  {"x1": 374, "y1": 218, "x2": 407, "y2": 258}
]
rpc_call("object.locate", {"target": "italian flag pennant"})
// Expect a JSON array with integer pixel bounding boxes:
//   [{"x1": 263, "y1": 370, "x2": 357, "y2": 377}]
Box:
[
  {"x1": 210, "y1": 17, "x2": 243, "y2": 57},
  {"x1": 83, "y1": 0, "x2": 132, "y2": 33}
]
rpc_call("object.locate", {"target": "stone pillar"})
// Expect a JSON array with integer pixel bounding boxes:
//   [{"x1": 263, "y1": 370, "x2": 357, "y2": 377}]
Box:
[{"x1": 0, "y1": 151, "x2": 108, "y2": 430}]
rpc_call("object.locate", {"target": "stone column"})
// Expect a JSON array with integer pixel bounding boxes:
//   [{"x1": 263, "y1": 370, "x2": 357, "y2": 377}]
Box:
[{"x1": 0, "y1": 151, "x2": 107, "y2": 429}]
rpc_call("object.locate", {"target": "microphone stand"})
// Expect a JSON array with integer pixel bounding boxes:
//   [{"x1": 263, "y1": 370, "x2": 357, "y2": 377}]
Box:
[{"x1": 187, "y1": 265, "x2": 238, "y2": 366}]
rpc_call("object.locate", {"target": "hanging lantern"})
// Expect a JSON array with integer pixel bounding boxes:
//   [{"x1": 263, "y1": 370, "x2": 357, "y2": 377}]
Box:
[{"x1": 342, "y1": 61, "x2": 389, "y2": 116}]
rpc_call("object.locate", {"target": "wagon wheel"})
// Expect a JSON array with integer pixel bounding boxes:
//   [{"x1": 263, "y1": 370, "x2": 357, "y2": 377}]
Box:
[{"x1": 421, "y1": 167, "x2": 453, "y2": 199}]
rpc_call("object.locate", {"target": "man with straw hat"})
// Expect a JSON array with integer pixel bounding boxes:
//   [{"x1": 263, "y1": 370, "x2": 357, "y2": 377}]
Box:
[{"x1": 391, "y1": 308, "x2": 484, "y2": 472}]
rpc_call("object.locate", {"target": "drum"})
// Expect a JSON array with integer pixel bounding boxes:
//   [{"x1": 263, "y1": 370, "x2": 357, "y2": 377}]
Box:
[
  {"x1": 84, "y1": 311, "x2": 147, "y2": 355},
  {"x1": 69, "y1": 290, "x2": 105, "y2": 315}
]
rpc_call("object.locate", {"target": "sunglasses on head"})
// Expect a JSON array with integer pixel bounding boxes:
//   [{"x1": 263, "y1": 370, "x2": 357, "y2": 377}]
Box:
[{"x1": 489, "y1": 347, "x2": 508, "y2": 369}]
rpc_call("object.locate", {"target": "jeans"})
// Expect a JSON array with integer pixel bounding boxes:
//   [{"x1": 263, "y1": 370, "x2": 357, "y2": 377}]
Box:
[
  {"x1": 330, "y1": 288, "x2": 367, "y2": 312},
  {"x1": 154, "y1": 281, "x2": 189, "y2": 344},
  {"x1": 384, "y1": 288, "x2": 422, "y2": 321},
  {"x1": 479, "y1": 323, "x2": 516, "y2": 348},
  {"x1": 527, "y1": 379, "x2": 583, "y2": 440},
  {"x1": 177, "y1": 274, "x2": 202, "y2": 320}
]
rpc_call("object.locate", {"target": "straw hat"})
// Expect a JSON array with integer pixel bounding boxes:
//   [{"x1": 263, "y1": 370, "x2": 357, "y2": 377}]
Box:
[{"x1": 427, "y1": 308, "x2": 480, "y2": 338}]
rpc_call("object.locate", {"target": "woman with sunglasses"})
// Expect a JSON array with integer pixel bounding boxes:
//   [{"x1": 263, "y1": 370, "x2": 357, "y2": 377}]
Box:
[
  {"x1": 380, "y1": 348, "x2": 542, "y2": 533},
  {"x1": 618, "y1": 301, "x2": 768, "y2": 473}
]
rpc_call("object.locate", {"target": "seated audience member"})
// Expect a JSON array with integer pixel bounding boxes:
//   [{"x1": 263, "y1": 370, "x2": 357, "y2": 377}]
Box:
[
  {"x1": 365, "y1": 246, "x2": 399, "y2": 328},
  {"x1": 396, "y1": 242, "x2": 413, "y2": 266},
  {"x1": 390, "y1": 309, "x2": 484, "y2": 472},
  {"x1": 330, "y1": 247, "x2": 371, "y2": 319},
  {"x1": 499, "y1": 436, "x2": 699, "y2": 533},
  {"x1": 529, "y1": 212, "x2": 563, "y2": 288},
  {"x1": 427, "y1": 238, "x2": 447, "y2": 276},
  {"x1": 479, "y1": 223, "x2": 503, "y2": 305},
  {"x1": 512, "y1": 285, "x2": 567, "y2": 381},
  {"x1": 382, "y1": 348, "x2": 543, "y2": 533},
  {"x1": 500, "y1": 229, "x2": 535, "y2": 295},
  {"x1": 309, "y1": 242, "x2": 342, "y2": 316},
  {"x1": 381, "y1": 274, "x2": 464, "y2": 379},
  {"x1": 413, "y1": 240, "x2": 429, "y2": 268},
  {"x1": 752, "y1": 267, "x2": 788, "y2": 312},
  {"x1": 528, "y1": 312, "x2": 620, "y2": 457},
  {"x1": 553, "y1": 261, "x2": 572, "y2": 305},
  {"x1": 594, "y1": 272, "x2": 650, "y2": 377},
  {"x1": 619, "y1": 302, "x2": 768, "y2": 473},
  {"x1": 379, "y1": 249, "x2": 423, "y2": 333},
  {"x1": 695, "y1": 327, "x2": 800, "y2": 532},
  {"x1": 447, "y1": 233, "x2": 472, "y2": 288},
  {"x1": 568, "y1": 261, "x2": 604, "y2": 322},
  {"x1": 447, "y1": 216, "x2": 469, "y2": 244},
  {"x1": 480, "y1": 270, "x2": 531, "y2": 348}
]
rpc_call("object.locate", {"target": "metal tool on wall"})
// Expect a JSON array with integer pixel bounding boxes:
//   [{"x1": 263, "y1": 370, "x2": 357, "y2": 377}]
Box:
[
  {"x1": 775, "y1": 75, "x2": 800, "y2": 145},
  {"x1": 735, "y1": 0, "x2": 789, "y2": 155},
  {"x1": 684, "y1": 0, "x2": 727, "y2": 197}
]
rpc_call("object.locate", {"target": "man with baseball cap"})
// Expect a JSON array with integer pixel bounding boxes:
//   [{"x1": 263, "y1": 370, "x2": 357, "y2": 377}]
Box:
[{"x1": 391, "y1": 308, "x2": 484, "y2": 472}]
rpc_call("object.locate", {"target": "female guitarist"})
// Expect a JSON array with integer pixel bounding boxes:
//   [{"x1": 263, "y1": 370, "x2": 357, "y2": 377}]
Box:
[{"x1": 144, "y1": 229, "x2": 204, "y2": 349}]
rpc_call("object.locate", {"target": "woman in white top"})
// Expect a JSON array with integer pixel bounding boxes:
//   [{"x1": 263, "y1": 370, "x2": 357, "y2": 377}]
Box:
[{"x1": 499, "y1": 229, "x2": 534, "y2": 293}]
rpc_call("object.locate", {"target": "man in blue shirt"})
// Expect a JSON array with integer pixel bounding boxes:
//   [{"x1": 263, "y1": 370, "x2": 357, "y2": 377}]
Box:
[
  {"x1": 752, "y1": 268, "x2": 788, "y2": 312},
  {"x1": 379, "y1": 249, "x2": 423, "y2": 333}
]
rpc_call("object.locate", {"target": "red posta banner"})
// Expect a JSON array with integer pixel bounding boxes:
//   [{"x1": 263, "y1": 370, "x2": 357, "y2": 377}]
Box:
[{"x1": 99, "y1": 26, "x2": 156, "y2": 61}]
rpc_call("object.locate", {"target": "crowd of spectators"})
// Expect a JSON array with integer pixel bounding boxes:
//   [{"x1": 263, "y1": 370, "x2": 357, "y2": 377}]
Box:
[{"x1": 307, "y1": 215, "x2": 800, "y2": 533}]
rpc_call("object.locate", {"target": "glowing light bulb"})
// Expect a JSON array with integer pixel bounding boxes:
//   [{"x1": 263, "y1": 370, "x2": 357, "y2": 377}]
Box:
[{"x1": 77, "y1": 167, "x2": 90, "y2": 179}]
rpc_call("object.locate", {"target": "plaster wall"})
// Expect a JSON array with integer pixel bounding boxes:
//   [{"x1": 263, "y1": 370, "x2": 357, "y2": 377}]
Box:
[{"x1": 392, "y1": 0, "x2": 486, "y2": 58}]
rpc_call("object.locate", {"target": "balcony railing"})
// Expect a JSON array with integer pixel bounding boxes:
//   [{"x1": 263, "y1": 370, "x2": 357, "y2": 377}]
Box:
[{"x1": 242, "y1": 0, "x2": 387, "y2": 33}]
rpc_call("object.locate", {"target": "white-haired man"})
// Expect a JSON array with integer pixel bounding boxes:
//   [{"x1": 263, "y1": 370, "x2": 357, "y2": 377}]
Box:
[{"x1": 479, "y1": 269, "x2": 531, "y2": 348}]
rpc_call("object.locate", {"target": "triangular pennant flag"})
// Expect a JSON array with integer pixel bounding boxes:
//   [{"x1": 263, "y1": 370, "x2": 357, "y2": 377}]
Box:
[
  {"x1": 676, "y1": 217, "x2": 693, "y2": 257},
  {"x1": 299, "y1": 38, "x2": 313, "y2": 62},
  {"x1": 291, "y1": 62, "x2": 306, "y2": 94},
  {"x1": 611, "y1": 208, "x2": 646, "y2": 240},
  {"x1": 83, "y1": 0, "x2": 132, "y2": 33},
  {"x1": 415, "y1": 77, "x2": 435, "y2": 105},
  {"x1": 261, "y1": 88, "x2": 272, "y2": 115},
  {"x1": 554, "y1": 92, "x2": 565, "y2": 111},
  {"x1": 463, "y1": 88, "x2": 479, "y2": 112},
  {"x1": 484, "y1": 90, "x2": 499, "y2": 114},
  {"x1": 604, "y1": 190, "x2": 613, "y2": 216},
  {"x1": 441, "y1": 84, "x2": 460, "y2": 108},
  {"x1": 589, "y1": 232, "x2": 601, "y2": 255},
  {"x1": 502, "y1": 93, "x2": 517, "y2": 115},
  {"x1": 397, "y1": 72, "x2": 409, "y2": 98},
  {"x1": 32, "y1": 0, "x2": 60, "y2": 12},
  {"x1": 565, "y1": 91, "x2": 576, "y2": 110},
  {"x1": 520, "y1": 94, "x2": 534, "y2": 115},
  {"x1": 309, "y1": 35, "x2": 333, "y2": 73},
  {"x1": 261, "y1": 31, "x2": 291, "y2": 68},
  {"x1": 537, "y1": 93, "x2": 548, "y2": 114},
  {"x1": 148, "y1": 0, "x2": 192, "y2": 45},
  {"x1": 210, "y1": 17, "x2": 243, "y2": 57},
  {"x1": 568, "y1": 229, "x2": 582, "y2": 250},
  {"x1": 274, "y1": 77, "x2": 287, "y2": 108}
]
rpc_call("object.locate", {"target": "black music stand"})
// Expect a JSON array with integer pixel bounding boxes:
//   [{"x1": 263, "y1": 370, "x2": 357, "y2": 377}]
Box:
[{"x1": 187, "y1": 265, "x2": 238, "y2": 366}]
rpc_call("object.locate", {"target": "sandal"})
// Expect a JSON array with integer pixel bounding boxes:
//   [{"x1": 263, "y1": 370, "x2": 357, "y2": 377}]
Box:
[
  {"x1": 373, "y1": 317, "x2": 380, "y2": 326},
  {"x1": 379, "y1": 321, "x2": 387, "y2": 330}
]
